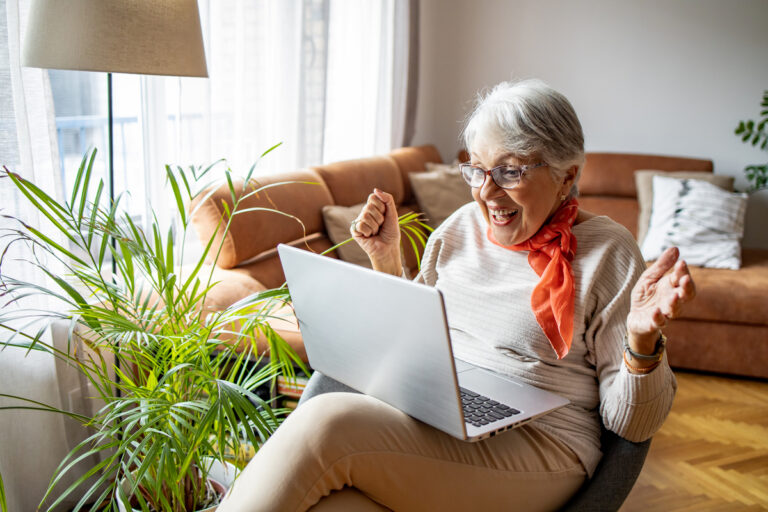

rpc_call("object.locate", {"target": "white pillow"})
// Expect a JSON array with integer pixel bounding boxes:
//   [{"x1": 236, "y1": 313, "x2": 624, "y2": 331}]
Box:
[
  {"x1": 633, "y1": 170, "x2": 735, "y2": 245},
  {"x1": 641, "y1": 175, "x2": 748, "y2": 269}
]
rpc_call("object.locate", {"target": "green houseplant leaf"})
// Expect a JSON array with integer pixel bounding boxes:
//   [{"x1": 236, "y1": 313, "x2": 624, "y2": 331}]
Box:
[{"x1": 0, "y1": 471, "x2": 7, "y2": 512}]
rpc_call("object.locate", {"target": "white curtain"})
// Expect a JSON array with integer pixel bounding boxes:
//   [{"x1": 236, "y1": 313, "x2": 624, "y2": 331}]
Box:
[
  {"x1": 135, "y1": 0, "x2": 418, "y2": 253},
  {"x1": 139, "y1": 0, "x2": 417, "y2": 180},
  {"x1": 47, "y1": 0, "x2": 418, "y2": 241},
  {"x1": 0, "y1": 1, "x2": 94, "y2": 510}
]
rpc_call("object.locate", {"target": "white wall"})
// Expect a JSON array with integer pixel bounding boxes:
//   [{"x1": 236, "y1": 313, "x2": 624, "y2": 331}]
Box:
[{"x1": 413, "y1": 0, "x2": 768, "y2": 248}]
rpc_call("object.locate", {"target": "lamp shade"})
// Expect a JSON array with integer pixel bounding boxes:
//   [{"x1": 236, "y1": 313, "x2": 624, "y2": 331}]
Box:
[{"x1": 22, "y1": 0, "x2": 208, "y2": 77}]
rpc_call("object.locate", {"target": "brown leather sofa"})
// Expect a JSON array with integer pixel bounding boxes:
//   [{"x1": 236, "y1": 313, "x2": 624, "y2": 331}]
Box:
[
  {"x1": 578, "y1": 153, "x2": 768, "y2": 379},
  {"x1": 190, "y1": 146, "x2": 768, "y2": 379}
]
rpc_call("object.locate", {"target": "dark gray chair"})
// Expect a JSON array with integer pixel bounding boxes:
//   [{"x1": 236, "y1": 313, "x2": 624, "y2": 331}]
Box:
[
  {"x1": 561, "y1": 427, "x2": 650, "y2": 511},
  {"x1": 298, "y1": 372, "x2": 651, "y2": 512}
]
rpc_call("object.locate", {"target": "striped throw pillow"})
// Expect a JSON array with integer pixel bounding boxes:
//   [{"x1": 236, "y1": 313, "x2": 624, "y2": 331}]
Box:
[{"x1": 641, "y1": 175, "x2": 748, "y2": 269}]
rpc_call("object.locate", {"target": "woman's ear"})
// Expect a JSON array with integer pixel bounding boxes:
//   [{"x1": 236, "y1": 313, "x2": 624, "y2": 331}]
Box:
[{"x1": 561, "y1": 165, "x2": 579, "y2": 195}]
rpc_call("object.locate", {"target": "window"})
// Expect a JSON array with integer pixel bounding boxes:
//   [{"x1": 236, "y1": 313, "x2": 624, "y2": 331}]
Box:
[{"x1": 45, "y1": 0, "x2": 407, "y2": 233}]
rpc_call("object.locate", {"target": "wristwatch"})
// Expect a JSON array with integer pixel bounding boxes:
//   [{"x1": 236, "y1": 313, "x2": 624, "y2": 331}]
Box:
[{"x1": 624, "y1": 332, "x2": 666, "y2": 363}]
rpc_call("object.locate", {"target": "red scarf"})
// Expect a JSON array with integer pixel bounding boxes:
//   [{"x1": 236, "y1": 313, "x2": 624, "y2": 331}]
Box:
[{"x1": 487, "y1": 199, "x2": 579, "y2": 359}]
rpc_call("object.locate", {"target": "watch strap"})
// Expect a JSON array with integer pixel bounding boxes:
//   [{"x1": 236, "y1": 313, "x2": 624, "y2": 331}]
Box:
[{"x1": 624, "y1": 332, "x2": 666, "y2": 362}]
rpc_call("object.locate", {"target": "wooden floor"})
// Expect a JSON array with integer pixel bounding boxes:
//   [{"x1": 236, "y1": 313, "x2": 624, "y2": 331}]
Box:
[{"x1": 621, "y1": 370, "x2": 768, "y2": 511}]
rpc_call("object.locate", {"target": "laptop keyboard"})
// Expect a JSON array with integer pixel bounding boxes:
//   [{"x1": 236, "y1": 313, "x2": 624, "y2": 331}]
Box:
[{"x1": 460, "y1": 387, "x2": 520, "y2": 428}]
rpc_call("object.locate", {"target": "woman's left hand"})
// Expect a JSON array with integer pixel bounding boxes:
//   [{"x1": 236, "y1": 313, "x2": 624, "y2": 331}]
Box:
[{"x1": 626, "y1": 246, "x2": 696, "y2": 354}]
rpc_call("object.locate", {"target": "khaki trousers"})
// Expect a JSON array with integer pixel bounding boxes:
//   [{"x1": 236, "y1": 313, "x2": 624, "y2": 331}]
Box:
[{"x1": 218, "y1": 393, "x2": 585, "y2": 512}]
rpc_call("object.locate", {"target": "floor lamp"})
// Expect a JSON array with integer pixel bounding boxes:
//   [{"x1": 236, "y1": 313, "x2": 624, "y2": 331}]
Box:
[
  {"x1": 21, "y1": 0, "x2": 209, "y2": 275},
  {"x1": 22, "y1": 0, "x2": 208, "y2": 404}
]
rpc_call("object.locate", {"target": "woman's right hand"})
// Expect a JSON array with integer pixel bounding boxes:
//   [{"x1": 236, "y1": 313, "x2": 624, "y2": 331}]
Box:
[{"x1": 350, "y1": 188, "x2": 402, "y2": 275}]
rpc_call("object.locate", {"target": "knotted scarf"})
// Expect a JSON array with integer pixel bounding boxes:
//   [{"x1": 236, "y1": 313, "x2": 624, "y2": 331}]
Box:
[{"x1": 487, "y1": 198, "x2": 579, "y2": 359}]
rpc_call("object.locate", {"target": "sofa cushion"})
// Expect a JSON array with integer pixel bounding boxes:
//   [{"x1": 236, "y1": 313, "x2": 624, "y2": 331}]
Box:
[
  {"x1": 189, "y1": 170, "x2": 334, "y2": 269},
  {"x1": 671, "y1": 249, "x2": 768, "y2": 326},
  {"x1": 322, "y1": 203, "x2": 372, "y2": 268},
  {"x1": 179, "y1": 265, "x2": 308, "y2": 361},
  {"x1": 321, "y1": 202, "x2": 427, "y2": 276},
  {"x1": 235, "y1": 233, "x2": 336, "y2": 290},
  {"x1": 313, "y1": 155, "x2": 405, "y2": 207},
  {"x1": 389, "y1": 144, "x2": 443, "y2": 202},
  {"x1": 663, "y1": 319, "x2": 768, "y2": 378},
  {"x1": 410, "y1": 162, "x2": 473, "y2": 228},
  {"x1": 215, "y1": 299, "x2": 307, "y2": 363},
  {"x1": 576, "y1": 197, "x2": 639, "y2": 238},
  {"x1": 192, "y1": 264, "x2": 268, "y2": 311},
  {"x1": 635, "y1": 170, "x2": 735, "y2": 244},
  {"x1": 580, "y1": 153, "x2": 713, "y2": 197},
  {"x1": 641, "y1": 176, "x2": 747, "y2": 269},
  {"x1": 256, "y1": 300, "x2": 307, "y2": 363}
]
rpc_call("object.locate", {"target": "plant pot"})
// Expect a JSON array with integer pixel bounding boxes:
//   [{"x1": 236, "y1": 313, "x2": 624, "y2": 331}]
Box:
[{"x1": 116, "y1": 458, "x2": 238, "y2": 512}]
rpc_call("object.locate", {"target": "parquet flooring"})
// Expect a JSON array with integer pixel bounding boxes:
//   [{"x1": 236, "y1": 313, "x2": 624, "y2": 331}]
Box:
[{"x1": 621, "y1": 371, "x2": 768, "y2": 511}]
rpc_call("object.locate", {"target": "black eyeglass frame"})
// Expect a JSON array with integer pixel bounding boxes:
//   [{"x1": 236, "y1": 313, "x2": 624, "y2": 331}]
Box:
[{"x1": 459, "y1": 162, "x2": 549, "y2": 190}]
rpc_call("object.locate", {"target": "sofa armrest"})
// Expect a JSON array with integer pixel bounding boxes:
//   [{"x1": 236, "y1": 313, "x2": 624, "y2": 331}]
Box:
[{"x1": 189, "y1": 170, "x2": 334, "y2": 269}]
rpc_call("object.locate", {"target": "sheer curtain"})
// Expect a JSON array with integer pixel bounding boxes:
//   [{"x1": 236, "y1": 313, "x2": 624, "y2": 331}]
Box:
[
  {"x1": 136, "y1": 0, "x2": 419, "y2": 251},
  {"x1": 48, "y1": 0, "x2": 419, "y2": 240},
  {"x1": 142, "y1": 0, "x2": 418, "y2": 181},
  {"x1": 0, "y1": 1, "x2": 93, "y2": 510}
]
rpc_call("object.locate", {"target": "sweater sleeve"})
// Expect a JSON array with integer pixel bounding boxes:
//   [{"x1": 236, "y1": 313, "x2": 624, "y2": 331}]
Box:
[
  {"x1": 412, "y1": 203, "x2": 476, "y2": 286},
  {"x1": 585, "y1": 233, "x2": 677, "y2": 443}
]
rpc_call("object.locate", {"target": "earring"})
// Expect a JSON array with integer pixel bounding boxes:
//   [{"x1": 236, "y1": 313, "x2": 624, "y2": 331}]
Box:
[{"x1": 560, "y1": 194, "x2": 567, "y2": 200}]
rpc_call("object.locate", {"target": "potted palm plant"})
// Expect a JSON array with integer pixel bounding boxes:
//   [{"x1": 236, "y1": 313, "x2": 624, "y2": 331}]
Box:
[{"x1": 0, "y1": 146, "x2": 309, "y2": 511}]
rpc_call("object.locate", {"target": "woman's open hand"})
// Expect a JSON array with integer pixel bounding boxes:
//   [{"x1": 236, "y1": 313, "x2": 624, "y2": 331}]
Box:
[
  {"x1": 351, "y1": 189, "x2": 402, "y2": 275},
  {"x1": 626, "y1": 247, "x2": 696, "y2": 354}
]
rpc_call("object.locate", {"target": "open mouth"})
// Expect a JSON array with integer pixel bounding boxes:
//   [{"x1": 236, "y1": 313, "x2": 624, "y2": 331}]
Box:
[{"x1": 489, "y1": 208, "x2": 518, "y2": 225}]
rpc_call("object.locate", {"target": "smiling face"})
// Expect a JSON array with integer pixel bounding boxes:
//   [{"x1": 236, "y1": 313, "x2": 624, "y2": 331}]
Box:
[{"x1": 470, "y1": 138, "x2": 575, "y2": 246}]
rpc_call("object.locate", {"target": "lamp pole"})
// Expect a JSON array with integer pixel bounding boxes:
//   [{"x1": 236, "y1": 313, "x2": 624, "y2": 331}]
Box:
[
  {"x1": 107, "y1": 72, "x2": 117, "y2": 277},
  {"x1": 106, "y1": 72, "x2": 120, "y2": 400}
]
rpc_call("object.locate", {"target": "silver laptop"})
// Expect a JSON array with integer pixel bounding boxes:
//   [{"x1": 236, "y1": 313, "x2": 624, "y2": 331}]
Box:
[{"x1": 277, "y1": 244, "x2": 569, "y2": 442}]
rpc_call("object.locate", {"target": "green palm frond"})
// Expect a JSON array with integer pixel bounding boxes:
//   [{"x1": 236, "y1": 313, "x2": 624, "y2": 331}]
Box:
[{"x1": 0, "y1": 471, "x2": 7, "y2": 512}]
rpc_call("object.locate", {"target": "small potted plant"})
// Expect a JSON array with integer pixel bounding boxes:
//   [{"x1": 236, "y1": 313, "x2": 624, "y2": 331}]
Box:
[{"x1": 0, "y1": 146, "x2": 308, "y2": 511}]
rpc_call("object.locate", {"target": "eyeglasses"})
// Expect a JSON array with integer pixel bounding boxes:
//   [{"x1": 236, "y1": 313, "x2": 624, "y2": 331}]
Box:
[{"x1": 459, "y1": 162, "x2": 548, "y2": 190}]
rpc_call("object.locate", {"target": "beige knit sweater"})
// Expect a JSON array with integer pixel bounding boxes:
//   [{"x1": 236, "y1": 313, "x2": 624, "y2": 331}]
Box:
[{"x1": 414, "y1": 203, "x2": 677, "y2": 476}]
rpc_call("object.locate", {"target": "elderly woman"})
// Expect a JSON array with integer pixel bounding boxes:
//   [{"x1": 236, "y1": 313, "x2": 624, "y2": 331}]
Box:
[{"x1": 219, "y1": 80, "x2": 694, "y2": 511}]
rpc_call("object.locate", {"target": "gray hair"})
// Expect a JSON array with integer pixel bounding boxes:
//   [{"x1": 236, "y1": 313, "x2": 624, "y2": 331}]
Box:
[{"x1": 462, "y1": 79, "x2": 585, "y2": 197}]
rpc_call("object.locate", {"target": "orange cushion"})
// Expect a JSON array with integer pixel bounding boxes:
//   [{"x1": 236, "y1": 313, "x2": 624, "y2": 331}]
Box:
[
  {"x1": 189, "y1": 170, "x2": 334, "y2": 268},
  {"x1": 313, "y1": 156, "x2": 405, "y2": 207},
  {"x1": 577, "y1": 197, "x2": 639, "y2": 238},
  {"x1": 389, "y1": 145, "x2": 444, "y2": 201},
  {"x1": 580, "y1": 153, "x2": 713, "y2": 197}
]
